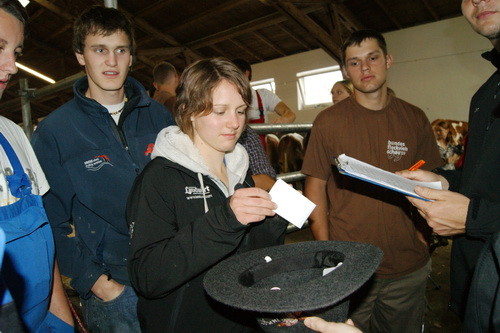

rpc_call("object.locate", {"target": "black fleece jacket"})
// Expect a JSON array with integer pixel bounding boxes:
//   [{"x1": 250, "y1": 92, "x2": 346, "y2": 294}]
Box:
[{"x1": 127, "y1": 157, "x2": 288, "y2": 333}]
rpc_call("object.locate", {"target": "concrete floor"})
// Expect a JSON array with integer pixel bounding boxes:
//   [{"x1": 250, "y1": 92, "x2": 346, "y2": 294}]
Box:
[{"x1": 285, "y1": 229, "x2": 463, "y2": 333}]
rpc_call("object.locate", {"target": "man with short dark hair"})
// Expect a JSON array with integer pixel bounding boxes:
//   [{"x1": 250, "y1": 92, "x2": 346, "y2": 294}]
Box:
[
  {"x1": 32, "y1": 6, "x2": 174, "y2": 332},
  {"x1": 152, "y1": 61, "x2": 178, "y2": 117},
  {"x1": 303, "y1": 30, "x2": 442, "y2": 332}
]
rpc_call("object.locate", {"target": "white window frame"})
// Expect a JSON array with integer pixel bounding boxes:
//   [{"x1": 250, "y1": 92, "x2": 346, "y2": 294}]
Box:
[
  {"x1": 251, "y1": 78, "x2": 276, "y2": 93},
  {"x1": 297, "y1": 66, "x2": 344, "y2": 110}
]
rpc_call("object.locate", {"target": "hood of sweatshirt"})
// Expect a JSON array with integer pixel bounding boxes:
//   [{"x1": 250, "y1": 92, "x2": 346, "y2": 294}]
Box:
[{"x1": 152, "y1": 126, "x2": 249, "y2": 198}]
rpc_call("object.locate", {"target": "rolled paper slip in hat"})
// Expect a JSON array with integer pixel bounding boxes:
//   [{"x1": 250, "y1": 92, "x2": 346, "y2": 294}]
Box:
[{"x1": 204, "y1": 240, "x2": 383, "y2": 332}]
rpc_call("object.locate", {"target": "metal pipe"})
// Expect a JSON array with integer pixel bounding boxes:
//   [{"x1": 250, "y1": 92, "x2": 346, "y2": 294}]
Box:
[
  {"x1": 20, "y1": 78, "x2": 33, "y2": 139},
  {"x1": 286, "y1": 220, "x2": 309, "y2": 234},
  {"x1": 104, "y1": 0, "x2": 117, "y2": 9},
  {"x1": 249, "y1": 123, "x2": 312, "y2": 134},
  {"x1": 28, "y1": 72, "x2": 85, "y2": 100},
  {"x1": 277, "y1": 171, "x2": 305, "y2": 183},
  {"x1": 0, "y1": 72, "x2": 85, "y2": 115}
]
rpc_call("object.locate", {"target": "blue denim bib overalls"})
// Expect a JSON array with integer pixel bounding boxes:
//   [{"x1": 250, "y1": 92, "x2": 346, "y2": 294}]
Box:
[{"x1": 0, "y1": 132, "x2": 70, "y2": 332}]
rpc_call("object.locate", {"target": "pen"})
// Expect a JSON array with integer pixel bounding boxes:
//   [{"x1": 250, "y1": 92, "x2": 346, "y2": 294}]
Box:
[{"x1": 408, "y1": 160, "x2": 425, "y2": 171}]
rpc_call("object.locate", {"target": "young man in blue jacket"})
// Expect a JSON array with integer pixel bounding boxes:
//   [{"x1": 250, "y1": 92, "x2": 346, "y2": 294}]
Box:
[{"x1": 31, "y1": 6, "x2": 174, "y2": 332}]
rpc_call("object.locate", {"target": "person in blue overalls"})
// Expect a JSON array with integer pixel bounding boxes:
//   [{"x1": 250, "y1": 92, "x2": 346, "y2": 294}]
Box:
[{"x1": 0, "y1": 0, "x2": 74, "y2": 331}]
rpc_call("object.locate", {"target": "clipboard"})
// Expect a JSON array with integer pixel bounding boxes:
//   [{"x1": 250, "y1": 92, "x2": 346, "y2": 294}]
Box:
[{"x1": 333, "y1": 154, "x2": 442, "y2": 201}]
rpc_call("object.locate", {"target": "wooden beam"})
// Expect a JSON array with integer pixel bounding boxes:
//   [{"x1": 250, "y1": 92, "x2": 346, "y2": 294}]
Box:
[
  {"x1": 135, "y1": 0, "x2": 171, "y2": 17},
  {"x1": 421, "y1": 0, "x2": 440, "y2": 21},
  {"x1": 229, "y1": 39, "x2": 264, "y2": 62},
  {"x1": 165, "y1": 0, "x2": 250, "y2": 35},
  {"x1": 138, "y1": 46, "x2": 187, "y2": 58},
  {"x1": 278, "y1": 23, "x2": 312, "y2": 50},
  {"x1": 31, "y1": 0, "x2": 74, "y2": 21},
  {"x1": 372, "y1": 0, "x2": 403, "y2": 29},
  {"x1": 253, "y1": 31, "x2": 287, "y2": 57},
  {"x1": 47, "y1": 24, "x2": 72, "y2": 41},
  {"x1": 209, "y1": 45, "x2": 235, "y2": 60},
  {"x1": 187, "y1": 6, "x2": 322, "y2": 50},
  {"x1": 271, "y1": 0, "x2": 342, "y2": 62},
  {"x1": 330, "y1": 1, "x2": 365, "y2": 32}
]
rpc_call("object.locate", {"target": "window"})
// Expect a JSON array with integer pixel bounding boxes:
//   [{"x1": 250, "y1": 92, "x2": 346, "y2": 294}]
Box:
[
  {"x1": 251, "y1": 78, "x2": 276, "y2": 93},
  {"x1": 297, "y1": 66, "x2": 344, "y2": 109}
]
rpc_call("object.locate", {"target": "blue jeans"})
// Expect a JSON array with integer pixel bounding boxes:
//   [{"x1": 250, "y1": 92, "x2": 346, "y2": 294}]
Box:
[{"x1": 81, "y1": 285, "x2": 140, "y2": 333}]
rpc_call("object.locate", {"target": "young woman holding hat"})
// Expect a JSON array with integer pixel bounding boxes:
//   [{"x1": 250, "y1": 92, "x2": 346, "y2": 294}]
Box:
[{"x1": 127, "y1": 58, "x2": 288, "y2": 333}]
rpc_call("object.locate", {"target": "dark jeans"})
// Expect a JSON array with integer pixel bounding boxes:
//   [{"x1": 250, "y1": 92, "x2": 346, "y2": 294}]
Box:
[{"x1": 81, "y1": 285, "x2": 140, "y2": 333}]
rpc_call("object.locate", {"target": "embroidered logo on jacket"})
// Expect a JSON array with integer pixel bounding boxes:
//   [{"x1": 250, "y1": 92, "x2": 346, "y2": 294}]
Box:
[
  {"x1": 185, "y1": 185, "x2": 212, "y2": 200},
  {"x1": 144, "y1": 143, "x2": 154, "y2": 156},
  {"x1": 84, "y1": 155, "x2": 113, "y2": 171},
  {"x1": 386, "y1": 140, "x2": 408, "y2": 162}
]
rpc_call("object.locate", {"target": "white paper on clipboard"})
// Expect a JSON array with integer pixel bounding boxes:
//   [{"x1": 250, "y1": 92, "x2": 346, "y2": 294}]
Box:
[{"x1": 333, "y1": 154, "x2": 442, "y2": 201}]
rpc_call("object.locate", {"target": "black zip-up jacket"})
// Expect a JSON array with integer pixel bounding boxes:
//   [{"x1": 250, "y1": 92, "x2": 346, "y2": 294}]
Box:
[
  {"x1": 127, "y1": 136, "x2": 288, "y2": 332},
  {"x1": 440, "y1": 49, "x2": 500, "y2": 318}
]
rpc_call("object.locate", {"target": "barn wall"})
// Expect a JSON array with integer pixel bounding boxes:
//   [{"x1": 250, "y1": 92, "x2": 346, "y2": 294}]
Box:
[{"x1": 251, "y1": 16, "x2": 492, "y2": 124}]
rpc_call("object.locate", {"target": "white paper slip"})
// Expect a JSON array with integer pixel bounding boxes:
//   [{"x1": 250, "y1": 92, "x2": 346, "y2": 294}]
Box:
[
  {"x1": 268, "y1": 179, "x2": 316, "y2": 229},
  {"x1": 333, "y1": 154, "x2": 442, "y2": 201}
]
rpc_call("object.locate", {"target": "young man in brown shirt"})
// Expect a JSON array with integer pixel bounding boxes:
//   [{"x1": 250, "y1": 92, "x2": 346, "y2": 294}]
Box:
[{"x1": 302, "y1": 29, "x2": 442, "y2": 333}]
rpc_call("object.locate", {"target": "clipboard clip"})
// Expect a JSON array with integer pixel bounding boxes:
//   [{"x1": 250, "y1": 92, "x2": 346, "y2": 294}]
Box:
[{"x1": 332, "y1": 156, "x2": 347, "y2": 175}]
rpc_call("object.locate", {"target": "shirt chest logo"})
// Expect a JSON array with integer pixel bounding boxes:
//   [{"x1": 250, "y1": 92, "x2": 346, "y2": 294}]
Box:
[
  {"x1": 84, "y1": 155, "x2": 113, "y2": 171},
  {"x1": 185, "y1": 185, "x2": 212, "y2": 200},
  {"x1": 386, "y1": 140, "x2": 408, "y2": 162}
]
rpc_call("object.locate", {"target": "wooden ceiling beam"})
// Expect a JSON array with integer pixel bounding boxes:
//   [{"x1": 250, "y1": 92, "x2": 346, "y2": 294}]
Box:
[
  {"x1": 164, "y1": 0, "x2": 250, "y2": 36},
  {"x1": 138, "y1": 46, "x2": 187, "y2": 58},
  {"x1": 330, "y1": 1, "x2": 365, "y2": 32},
  {"x1": 270, "y1": 0, "x2": 342, "y2": 62},
  {"x1": 278, "y1": 23, "x2": 313, "y2": 50},
  {"x1": 372, "y1": 0, "x2": 403, "y2": 29},
  {"x1": 209, "y1": 44, "x2": 235, "y2": 60},
  {"x1": 253, "y1": 31, "x2": 287, "y2": 57},
  {"x1": 229, "y1": 39, "x2": 264, "y2": 62},
  {"x1": 31, "y1": 0, "x2": 74, "y2": 21},
  {"x1": 47, "y1": 24, "x2": 72, "y2": 41},
  {"x1": 187, "y1": 5, "x2": 321, "y2": 51},
  {"x1": 135, "y1": 0, "x2": 171, "y2": 17},
  {"x1": 421, "y1": 0, "x2": 440, "y2": 21}
]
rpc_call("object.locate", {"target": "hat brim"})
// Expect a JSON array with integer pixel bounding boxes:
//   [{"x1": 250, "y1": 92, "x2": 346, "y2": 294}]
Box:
[{"x1": 204, "y1": 240, "x2": 383, "y2": 313}]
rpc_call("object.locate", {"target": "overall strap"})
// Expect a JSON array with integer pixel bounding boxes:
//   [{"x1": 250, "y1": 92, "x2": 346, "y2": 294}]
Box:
[
  {"x1": 256, "y1": 90, "x2": 264, "y2": 117},
  {"x1": 0, "y1": 132, "x2": 32, "y2": 198}
]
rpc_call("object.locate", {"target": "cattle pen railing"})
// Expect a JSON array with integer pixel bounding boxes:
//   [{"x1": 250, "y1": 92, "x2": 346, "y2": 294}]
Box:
[{"x1": 249, "y1": 123, "x2": 312, "y2": 234}]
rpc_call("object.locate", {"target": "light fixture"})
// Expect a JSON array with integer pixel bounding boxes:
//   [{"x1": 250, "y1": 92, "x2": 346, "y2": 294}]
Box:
[
  {"x1": 19, "y1": 0, "x2": 30, "y2": 7},
  {"x1": 16, "y1": 62, "x2": 56, "y2": 84}
]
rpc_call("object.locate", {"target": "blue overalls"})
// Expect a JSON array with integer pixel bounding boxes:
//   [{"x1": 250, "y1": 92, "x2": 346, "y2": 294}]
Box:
[{"x1": 0, "y1": 132, "x2": 72, "y2": 332}]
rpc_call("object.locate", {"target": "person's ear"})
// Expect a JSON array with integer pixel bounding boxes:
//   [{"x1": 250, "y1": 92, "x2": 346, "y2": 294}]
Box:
[
  {"x1": 385, "y1": 54, "x2": 393, "y2": 70},
  {"x1": 75, "y1": 52, "x2": 85, "y2": 66},
  {"x1": 342, "y1": 66, "x2": 349, "y2": 79}
]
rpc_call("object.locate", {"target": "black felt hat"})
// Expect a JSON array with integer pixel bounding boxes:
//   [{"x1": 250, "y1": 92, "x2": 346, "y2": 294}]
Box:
[{"x1": 204, "y1": 240, "x2": 383, "y2": 332}]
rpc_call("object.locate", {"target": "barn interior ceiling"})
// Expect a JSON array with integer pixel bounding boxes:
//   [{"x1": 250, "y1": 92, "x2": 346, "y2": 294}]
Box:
[{"x1": 0, "y1": 0, "x2": 462, "y2": 124}]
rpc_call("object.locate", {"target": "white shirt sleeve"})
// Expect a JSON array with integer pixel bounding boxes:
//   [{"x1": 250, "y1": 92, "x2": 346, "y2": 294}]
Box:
[
  {"x1": 0, "y1": 117, "x2": 49, "y2": 206},
  {"x1": 248, "y1": 89, "x2": 283, "y2": 121}
]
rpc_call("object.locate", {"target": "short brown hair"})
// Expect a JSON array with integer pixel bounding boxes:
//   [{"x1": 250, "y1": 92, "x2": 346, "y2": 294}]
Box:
[
  {"x1": 175, "y1": 58, "x2": 252, "y2": 137},
  {"x1": 153, "y1": 62, "x2": 177, "y2": 85},
  {"x1": 73, "y1": 6, "x2": 135, "y2": 57},
  {"x1": 341, "y1": 30, "x2": 387, "y2": 66}
]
